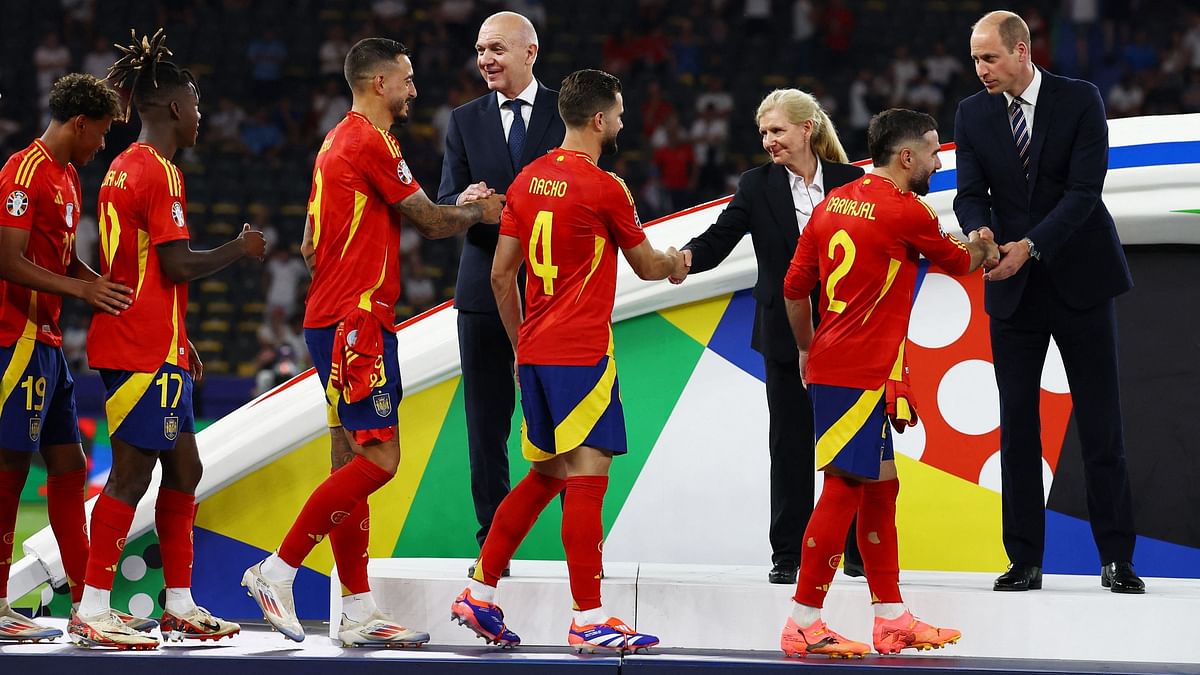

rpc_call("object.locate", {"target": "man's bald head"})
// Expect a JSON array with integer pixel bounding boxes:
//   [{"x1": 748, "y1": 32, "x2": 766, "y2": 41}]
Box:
[
  {"x1": 476, "y1": 11, "x2": 539, "y2": 98},
  {"x1": 972, "y1": 10, "x2": 1030, "y2": 52}
]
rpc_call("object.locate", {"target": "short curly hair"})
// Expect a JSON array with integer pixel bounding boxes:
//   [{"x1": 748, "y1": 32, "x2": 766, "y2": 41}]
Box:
[{"x1": 47, "y1": 73, "x2": 122, "y2": 122}]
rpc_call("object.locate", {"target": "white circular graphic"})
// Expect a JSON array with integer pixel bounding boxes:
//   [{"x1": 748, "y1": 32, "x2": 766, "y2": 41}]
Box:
[
  {"x1": 891, "y1": 416, "x2": 927, "y2": 461},
  {"x1": 128, "y1": 592, "x2": 155, "y2": 618},
  {"x1": 171, "y1": 201, "x2": 186, "y2": 228},
  {"x1": 908, "y1": 273, "x2": 972, "y2": 349},
  {"x1": 5, "y1": 190, "x2": 28, "y2": 217},
  {"x1": 1040, "y1": 338, "x2": 1070, "y2": 394},
  {"x1": 397, "y1": 159, "x2": 413, "y2": 184},
  {"x1": 937, "y1": 359, "x2": 1000, "y2": 435},
  {"x1": 121, "y1": 554, "x2": 147, "y2": 581},
  {"x1": 979, "y1": 450, "x2": 1055, "y2": 502}
]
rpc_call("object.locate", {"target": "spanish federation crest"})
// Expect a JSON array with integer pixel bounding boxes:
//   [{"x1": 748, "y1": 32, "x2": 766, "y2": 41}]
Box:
[
  {"x1": 5, "y1": 190, "x2": 28, "y2": 217},
  {"x1": 28, "y1": 417, "x2": 41, "y2": 442},
  {"x1": 396, "y1": 159, "x2": 412, "y2": 184},
  {"x1": 372, "y1": 392, "x2": 392, "y2": 417},
  {"x1": 164, "y1": 416, "x2": 180, "y2": 441},
  {"x1": 171, "y1": 201, "x2": 186, "y2": 228}
]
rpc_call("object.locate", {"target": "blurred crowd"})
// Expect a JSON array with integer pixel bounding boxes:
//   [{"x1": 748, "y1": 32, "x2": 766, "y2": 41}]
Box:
[{"x1": 0, "y1": 0, "x2": 1194, "y2": 381}]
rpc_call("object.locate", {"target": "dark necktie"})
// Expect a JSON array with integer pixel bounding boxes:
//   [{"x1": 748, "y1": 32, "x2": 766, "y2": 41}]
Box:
[
  {"x1": 1008, "y1": 97, "x2": 1030, "y2": 177},
  {"x1": 508, "y1": 98, "x2": 526, "y2": 169}
]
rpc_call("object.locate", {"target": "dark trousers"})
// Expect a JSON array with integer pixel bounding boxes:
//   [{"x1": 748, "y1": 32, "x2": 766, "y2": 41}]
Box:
[
  {"x1": 990, "y1": 269, "x2": 1136, "y2": 566},
  {"x1": 764, "y1": 356, "x2": 861, "y2": 567},
  {"x1": 458, "y1": 309, "x2": 516, "y2": 549}
]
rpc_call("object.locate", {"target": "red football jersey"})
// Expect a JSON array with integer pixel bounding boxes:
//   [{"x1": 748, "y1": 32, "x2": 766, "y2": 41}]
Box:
[
  {"x1": 303, "y1": 112, "x2": 421, "y2": 331},
  {"x1": 500, "y1": 149, "x2": 647, "y2": 366},
  {"x1": 783, "y1": 174, "x2": 972, "y2": 389},
  {"x1": 87, "y1": 144, "x2": 192, "y2": 372},
  {"x1": 0, "y1": 139, "x2": 82, "y2": 348}
]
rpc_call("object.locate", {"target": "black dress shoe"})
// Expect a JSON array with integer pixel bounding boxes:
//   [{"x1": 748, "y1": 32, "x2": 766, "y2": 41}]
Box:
[
  {"x1": 993, "y1": 564, "x2": 1042, "y2": 591},
  {"x1": 768, "y1": 560, "x2": 798, "y2": 584},
  {"x1": 466, "y1": 563, "x2": 510, "y2": 578},
  {"x1": 1101, "y1": 562, "x2": 1145, "y2": 594}
]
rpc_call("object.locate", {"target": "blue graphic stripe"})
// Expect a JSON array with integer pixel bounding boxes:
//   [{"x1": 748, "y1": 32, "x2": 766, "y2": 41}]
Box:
[{"x1": 929, "y1": 139, "x2": 1200, "y2": 194}]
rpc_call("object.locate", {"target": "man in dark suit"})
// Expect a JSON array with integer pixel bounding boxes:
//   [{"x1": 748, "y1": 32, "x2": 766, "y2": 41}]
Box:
[
  {"x1": 954, "y1": 11, "x2": 1143, "y2": 594},
  {"x1": 673, "y1": 89, "x2": 863, "y2": 584},
  {"x1": 438, "y1": 12, "x2": 566, "y2": 559}
]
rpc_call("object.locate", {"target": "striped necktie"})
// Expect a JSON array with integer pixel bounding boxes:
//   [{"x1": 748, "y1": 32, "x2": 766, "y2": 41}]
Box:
[
  {"x1": 507, "y1": 98, "x2": 526, "y2": 170},
  {"x1": 1008, "y1": 97, "x2": 1030, "y2": 177}
]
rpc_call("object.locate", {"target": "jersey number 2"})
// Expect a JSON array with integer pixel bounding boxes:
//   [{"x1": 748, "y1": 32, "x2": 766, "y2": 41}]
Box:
[
  {"x1": 529, "y1": 210, "x2": 558, "y2": 295},
  {"x1": 825, "y1": 230, "x2": 856, "y2": 314}
]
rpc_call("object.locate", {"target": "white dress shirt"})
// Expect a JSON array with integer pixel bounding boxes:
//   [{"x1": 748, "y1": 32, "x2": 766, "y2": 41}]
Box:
[
  {"x1": 786, "y1": 160, "x2": 825, "y2": 233},
  {"x1": 1004, "y1": 67, "x2": 1042, "y2": 132},
  {"x1": 497, "y1": 78, "x2": 539, "y2": 141}
]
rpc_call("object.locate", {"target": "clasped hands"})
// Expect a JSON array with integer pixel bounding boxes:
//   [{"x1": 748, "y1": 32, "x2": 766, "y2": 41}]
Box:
[{"x1": 972, "y1": 226, "x2": 1031, "y2": 282}]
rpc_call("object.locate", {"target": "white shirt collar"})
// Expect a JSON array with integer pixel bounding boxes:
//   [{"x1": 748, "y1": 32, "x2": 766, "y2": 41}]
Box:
[
  {"x1": 785, "y1": 160, "x2": 824, "y2": 194},
  {"x1": 497, "y1": 78, "x2": 539, "y2": 109},
  {"x1": 1005, "y1": 67, "x2": 1042, "y2": 107}
]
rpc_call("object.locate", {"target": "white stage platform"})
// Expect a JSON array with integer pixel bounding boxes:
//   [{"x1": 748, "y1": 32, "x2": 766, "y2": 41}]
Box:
[{"x1": 344, "y1": 558, "x2": 1200, "y2": 664}]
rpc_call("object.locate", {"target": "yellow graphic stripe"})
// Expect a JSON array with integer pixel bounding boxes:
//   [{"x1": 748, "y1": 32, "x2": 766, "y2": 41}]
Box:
[
  {"x1": 15, "y1": 149, "x2": 46, "y2": 188},
  {"x1": 888, "y1": 340, "x2": 906, "y2": 380},
  {"x1": 0, "y1": 337, "x2": 36, "y2": 413},
  {"x1": 147, "y1": 146, "x2": 181, "y2": 197},
  {"x1": 325, "y1": 375, "x2": 342, "y2": 428},
  {"x1": 134, "y1": 230, "x2": 149, "y2": 298},
  {"x1": 375, "y1": 129, "x2": 401, "y2": 158},
  {"x1": 815, "y1": 386, "x2": 885, "y2": 469},
  {"x1": 915, "y1": 196, "x2": 938, "y2": 221},
  {"x1": 341, "y1": 191, "x2": 368, "y2": 258},
  {"x1": 105, "y1": 371, "x2": 157, "y2": 434},
  {"x1": 22, "y1": 292, "x2": 38, "y2": 340},
  {"x1": 862, "y1": 258, "x2": 901, "y2": 325},
  {"x1": 575, "y1": 235, "x2": 606, "y2": 303},
  {"x1": 357, "y1": 250, "x2": 389, "y2": 311},
  {"x1": 165, "y1": 289, "x2": 180, "y2": 366}
]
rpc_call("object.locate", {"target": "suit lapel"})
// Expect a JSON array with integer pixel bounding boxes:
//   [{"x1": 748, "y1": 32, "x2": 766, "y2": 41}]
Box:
[
  {"x1": 765, "y1": 164, "x2": 800, "y2": 247},
  {"x1": 1025, "y1": 69, "x2": 1056, "y2": 192},
  {"x1": 479, "y1": 94, "x2": 515, "y2": 183},
  {"x1": 521, "y1": 82, "x2": 556, "y2": 166}
]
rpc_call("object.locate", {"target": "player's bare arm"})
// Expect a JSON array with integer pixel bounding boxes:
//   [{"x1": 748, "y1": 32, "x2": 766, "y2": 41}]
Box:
[
  {"x1": 490, "y1": 233, "x2": 524, "y2": 353},
  {"x1": 621, "y1": 239, "x2": 683, "y2": 281},
  {"x1": 396, "y1": 189, "x2": 505, "y2": 239},
  {"x1": 0, "y1": 224, "x2": 131, "y2": 314},
  {"x1": 157, "y1": 223, "x2": 267, "y2": 283},
  {"x1": 300, "y1": 214, "x2": 316, "y2": 275}
]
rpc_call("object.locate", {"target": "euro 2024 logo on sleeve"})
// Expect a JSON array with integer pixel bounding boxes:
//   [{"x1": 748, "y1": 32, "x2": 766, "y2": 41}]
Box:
[
  {"x1": 397, "y1": 159, "x2": 413, "y2": 184},
  {"x1": 172, "y1": 201, "x2": 186, "y2": 228},
  {"x1": 5, "y1": 190, "x2": 28, "y2": 217}
]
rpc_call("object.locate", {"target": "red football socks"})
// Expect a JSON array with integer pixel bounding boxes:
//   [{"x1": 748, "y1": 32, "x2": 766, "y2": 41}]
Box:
[
  {"x1": 476, "y1": 470, "x2": 565, "y2": 586},
  {"x1": 561, "y1": 475, "x2": 608, "y2": 612},
  {"x1": 858, "y1": 478, "x2": 902, "y2": 604},
  {"x1": 793, "y1": 474, "x2": 864, "y2": 608},
  {"x1": 46, "y1": 469, "x2": 89, "y2": 602},
  {"x1": 85, "y1": 493, "x2": 135, "y2": 591},
  {"x1": 330, "y1": 493, "x2": 371, "y2": 596},
  {"x1": 155, "y1": 487, "x2": 196, "y2": 589},
  {"x1": 0, "y1": 470, "x2": 26, "y2": 599},
  {"x1": 278, "y1": 455, "x2": 392, "y2": 568}
]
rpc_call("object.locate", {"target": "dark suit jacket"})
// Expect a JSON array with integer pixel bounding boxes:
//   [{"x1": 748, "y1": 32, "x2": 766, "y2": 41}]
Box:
[
  {"x1": 437, "y1": 82, "x2": 566, "y2": 313},
  {"x1": 953, "y1": 68, "x2": 1132, "y2": 319},
  {"x1": 683, "y1": 159, "x2": 863, "y2": 361}
]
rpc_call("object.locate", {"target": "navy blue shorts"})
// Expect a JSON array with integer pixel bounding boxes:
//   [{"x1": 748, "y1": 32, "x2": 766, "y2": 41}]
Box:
[
  {"x1": 518, "y1": 355, "x2": 627, "y2": 461},
  {"x1": 305, "y1": 326, "x2": 401, "y2": 432},
  {"x1": 0, "y1": 339, "x2": 80, "y2": 451},
  {"x1": 100, "y1": 363, "x2": 195, "y2": 451},
  {"x1": 810, "y1": 382, "x2": 894, "y2": 480}
]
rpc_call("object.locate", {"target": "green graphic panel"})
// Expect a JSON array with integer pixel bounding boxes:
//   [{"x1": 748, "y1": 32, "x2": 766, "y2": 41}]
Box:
[
  {"x1": 395, "y1": 311, "x2": 705, "y2": 560},
  {"x1": 38, "y1": 531, "x2": 164, "y2": 618}
]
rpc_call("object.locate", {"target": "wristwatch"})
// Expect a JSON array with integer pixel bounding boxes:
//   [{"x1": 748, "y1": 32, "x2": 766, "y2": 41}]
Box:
[{"x1": 1022, "y1": 237, "x2": 1041, "y2": 261}]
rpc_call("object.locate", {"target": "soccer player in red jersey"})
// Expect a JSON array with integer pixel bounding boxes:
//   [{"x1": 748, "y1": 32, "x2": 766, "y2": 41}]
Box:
[
  {"x1": 68, "y1": 32, "x2": 265, "y2": 650},
  {"x1": 0, "y1": 73, "x2": 126, "y2": 643},
  {"x1": 242, "y1": 38, "x2": 503, "y2": 646},
  {"x1": 450, "y1": 69, "x2": 683, "y2": 653},
  {"x1": 777, "y1": 109, "x2": 998, "y2": 658}
]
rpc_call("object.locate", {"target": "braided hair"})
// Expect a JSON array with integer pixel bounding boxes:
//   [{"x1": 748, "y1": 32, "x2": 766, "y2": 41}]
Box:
[{"x1": 106, "y1": 28, "x2": 199, "y2": 119}]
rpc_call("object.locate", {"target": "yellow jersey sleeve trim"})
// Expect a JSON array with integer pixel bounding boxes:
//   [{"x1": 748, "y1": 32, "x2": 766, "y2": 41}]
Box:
[
  {"x1": 605, "y1": 171, "x2": 636, "y2": 206},
  {"x1": 16, "y1": 149, "x2": 47, "y2": 188}
]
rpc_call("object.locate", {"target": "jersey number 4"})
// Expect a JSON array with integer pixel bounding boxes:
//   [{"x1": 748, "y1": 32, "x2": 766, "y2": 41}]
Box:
[{"x1": 529, "y1": 210, "x2": 559, "y2": 295}]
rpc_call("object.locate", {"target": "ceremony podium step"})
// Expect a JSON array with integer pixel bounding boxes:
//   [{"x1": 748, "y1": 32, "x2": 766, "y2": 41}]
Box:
[{"x1": 340, "y1": 558, "x2": 1200, "y2": 663}]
